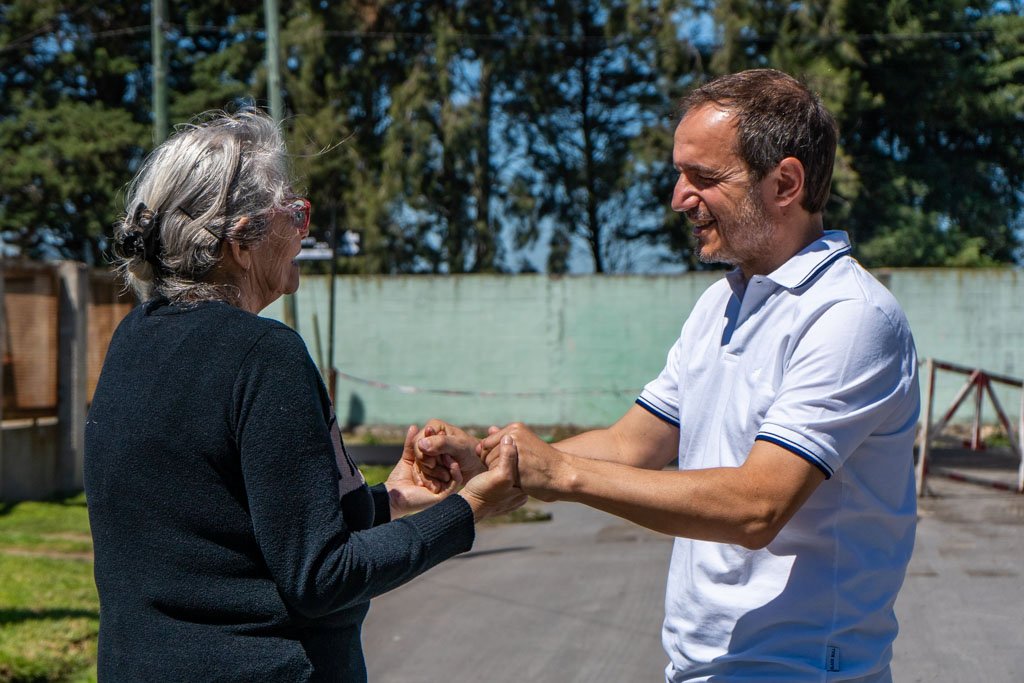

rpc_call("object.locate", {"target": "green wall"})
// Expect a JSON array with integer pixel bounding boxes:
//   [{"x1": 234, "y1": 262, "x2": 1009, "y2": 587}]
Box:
[
  {"x1": 265, "y1": 269, "x2": 1023, "y2": 430},
  {"x1": 884, "y1": 269, "x2": 1023, "y2": 429}
]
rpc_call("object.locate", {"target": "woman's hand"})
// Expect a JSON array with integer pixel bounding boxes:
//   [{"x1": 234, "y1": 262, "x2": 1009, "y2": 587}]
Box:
[
  {"x1": 458, "y1": 435, "x2": 528, "y2": 522},
  {"x1": 385, "y1": 425, "x2": 463, "y2": 518}
]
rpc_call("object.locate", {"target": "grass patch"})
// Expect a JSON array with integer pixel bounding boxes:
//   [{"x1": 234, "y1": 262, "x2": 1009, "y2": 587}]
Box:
[
  {"x1": 359, "y1": 465, "x2": 392, "y2": 486},
  {"x1": 0, "y1": 495, "x2": 92, "y2": 556},
  {"x1": 0, "y1": 493, "x2": 98, "y2": 683},
  {"x1": 0, "y1": 555, "x2": 98, "y2": 682},
  {"x1": 481, "y1": 505, "x2": 553, "y2": 525},
  {"x1": 985, "y1": 429, "x2": 1012, "y2": 449}
]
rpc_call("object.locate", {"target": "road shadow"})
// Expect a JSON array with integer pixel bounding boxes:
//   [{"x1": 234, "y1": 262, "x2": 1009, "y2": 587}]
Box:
[
  {"x1": 0, "y1": 491, "x2": 87, "y2": 518},
  {"x1": 455, "y1": 545, "x2": 532, "y2": 560},
  {"x1": 925, "y1": 445, "x2": 1018, "y2": 472}
]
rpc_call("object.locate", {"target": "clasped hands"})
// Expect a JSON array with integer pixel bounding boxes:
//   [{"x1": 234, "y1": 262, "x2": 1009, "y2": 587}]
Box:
[
  {"x1": 397, "y1": 420, "x2": 566, "y2": 519},
  {"x1": 384, "y1": 420, "x2": 527, "y2": 522}
]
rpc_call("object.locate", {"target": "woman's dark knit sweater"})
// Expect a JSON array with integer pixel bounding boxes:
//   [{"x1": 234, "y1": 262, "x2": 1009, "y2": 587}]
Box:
[{"x1": 85, "y1": 298, "x2": 474, "y2": 681}]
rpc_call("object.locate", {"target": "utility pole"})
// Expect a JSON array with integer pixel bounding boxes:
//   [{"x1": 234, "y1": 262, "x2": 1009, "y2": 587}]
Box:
[
  {"x1": 264, "y1": 0, "x2": 297, "y2": 328},
  {"x1": 264, "y1": 0, "x2": 284, "y2": 123},
  {"x1": 327, "y1": 205, "x2": 339, "y2": 403},
  {"x1": 151, "y1": 0, "x2": 169, "y2": 145}
]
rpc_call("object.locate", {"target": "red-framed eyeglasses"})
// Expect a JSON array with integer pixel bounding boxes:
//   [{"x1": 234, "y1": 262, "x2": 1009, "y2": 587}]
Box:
[{"x1": 272, "y1": 197, "x2": 311, "y2": 232}]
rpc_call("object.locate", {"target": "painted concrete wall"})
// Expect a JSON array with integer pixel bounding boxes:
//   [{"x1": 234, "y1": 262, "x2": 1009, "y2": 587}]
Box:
[
  {"x1": 885, "y1": 269, "x2": 1023, "y2": 429},
  {"x1": 0, "y1": 419, "x2": 58, "y2": 501},
  {"x1": 265, "y1": 269, "x2": 1023, "y2": 429}
]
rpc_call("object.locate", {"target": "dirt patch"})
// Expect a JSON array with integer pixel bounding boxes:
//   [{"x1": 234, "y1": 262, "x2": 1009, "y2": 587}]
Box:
[
  {"x1": 40, "y1": 532, "x2": 92, "y2": 542},
  {"x1": 2, "y1": 547, "x2": 93, "y2": 561}
]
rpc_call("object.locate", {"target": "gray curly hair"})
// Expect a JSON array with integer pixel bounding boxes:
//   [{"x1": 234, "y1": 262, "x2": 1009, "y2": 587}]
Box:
[{"x1": 112, "y1": 109, "x2": 292, "y2": 302}]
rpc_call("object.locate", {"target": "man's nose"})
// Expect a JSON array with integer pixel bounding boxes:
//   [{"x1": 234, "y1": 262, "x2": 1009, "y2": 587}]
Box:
[{"x1": 671, "y1": 177, "x2": 700, "y2": 213}]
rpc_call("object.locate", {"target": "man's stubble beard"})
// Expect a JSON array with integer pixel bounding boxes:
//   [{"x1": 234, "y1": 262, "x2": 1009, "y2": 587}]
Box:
[{"x1": 696, "y1": 186, "x2": 775, "y2": 269}]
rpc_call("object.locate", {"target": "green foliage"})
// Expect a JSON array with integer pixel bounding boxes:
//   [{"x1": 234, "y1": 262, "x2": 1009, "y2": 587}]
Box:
[
  {"x1": 709, "y1": 0, "x2": 1024, "y2": 267},
  {"x1": 0, "y1": 0, "x2": 1021, "y2": 269},
  {"x1": 501, "y1": 0, "x2": 697, "y2": 272},
  {"x1": 0, "y1": 102, "x2": 147, "y2": 262},
  {"x1": 0, "y1": 3, "x2": 151, "y2": 262}
]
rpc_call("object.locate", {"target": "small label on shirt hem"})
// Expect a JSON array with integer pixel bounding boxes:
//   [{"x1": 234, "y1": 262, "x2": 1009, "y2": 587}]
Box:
[{"x1": 826, "y1": 645, "x2": 841, "y2": 672}]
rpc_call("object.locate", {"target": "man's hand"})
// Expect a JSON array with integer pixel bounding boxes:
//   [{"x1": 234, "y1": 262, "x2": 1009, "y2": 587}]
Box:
[
  {"x1": 457, "y1": 435, "x2": 528, "y2": 522},
  {"x1": 478, "y1": 423, "x2": 572, "y2": 502},
  {"x1": 416, "y1": 419, "x2": 487, "y2": 485},
  {"x1": 385, "y1": 425, "x2": 462, "y2": 518}
]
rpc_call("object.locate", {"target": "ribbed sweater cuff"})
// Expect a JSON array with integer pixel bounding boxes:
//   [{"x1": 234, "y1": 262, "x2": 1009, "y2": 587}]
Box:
[
  {"x1": 369, "y1": 483, "x2": 391, "y2": 526},
  {"x1": 405, "y1": 495, "x2": 475, "y2": 559}
]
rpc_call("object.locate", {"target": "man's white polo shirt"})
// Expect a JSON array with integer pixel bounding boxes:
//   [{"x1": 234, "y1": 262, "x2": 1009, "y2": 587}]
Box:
[{"x1": 638, "y1": 231, "x2": 919, "y2": 682}]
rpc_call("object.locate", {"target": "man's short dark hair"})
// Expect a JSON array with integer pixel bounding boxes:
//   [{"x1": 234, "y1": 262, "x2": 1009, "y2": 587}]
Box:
[{"x1": 679, "y1": 69, "x2": 838, "y2": 214}]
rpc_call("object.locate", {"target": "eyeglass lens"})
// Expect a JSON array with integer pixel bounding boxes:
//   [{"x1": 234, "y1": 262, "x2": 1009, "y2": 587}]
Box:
[{"x1": 289, "y1": 199, "x2": 311, "y2": 231}]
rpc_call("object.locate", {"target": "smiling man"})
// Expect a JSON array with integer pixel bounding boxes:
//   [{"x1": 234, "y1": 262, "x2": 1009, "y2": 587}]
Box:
[{"x1": 451, "y1": 69, "x2": 921, "y2": 682}]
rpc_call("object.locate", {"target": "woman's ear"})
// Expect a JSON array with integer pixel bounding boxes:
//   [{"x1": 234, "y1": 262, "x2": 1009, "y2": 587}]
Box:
[
  {"x1": 218, "y1": 217, "x2": 253, "y2": 272},
  {"x1": 225, "y1": 241, "x2": 250, "y2": 271},
  {"x1": 774, "y1": 157, "x2": 805, "y2": 209}
]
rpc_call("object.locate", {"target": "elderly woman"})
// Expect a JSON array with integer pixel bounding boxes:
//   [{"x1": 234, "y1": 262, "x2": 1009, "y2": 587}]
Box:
[{"x1": 84, "y1": 109, "x2": 524, "y2": 681}]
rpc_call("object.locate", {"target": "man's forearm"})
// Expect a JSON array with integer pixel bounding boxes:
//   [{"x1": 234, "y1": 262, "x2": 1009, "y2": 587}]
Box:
[
  {"x1": 555, "y1": 428, "x2": 628, "y2": 463},
  {"x1": 540, "y1": 440, "x2": 825, "y2": 549},
  {"x1": 548, "y1": 453, "x2": 770, "y2": 546},
  {"x1": 555, "y1": 404, "x2": 679, "y2": 469}
]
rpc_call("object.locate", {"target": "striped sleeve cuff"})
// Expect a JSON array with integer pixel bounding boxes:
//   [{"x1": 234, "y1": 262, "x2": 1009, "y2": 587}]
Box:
[
  {"x1": 636, "y1": 395, "x2": 680, "y2": 428},
  {"x1": 756, "y1": 425, "x2": 835, "y2": 479}
]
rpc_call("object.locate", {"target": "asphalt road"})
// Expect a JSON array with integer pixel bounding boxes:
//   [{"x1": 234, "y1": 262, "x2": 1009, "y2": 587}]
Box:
[{"x1": 362, "y1": 448, "x2": 1024, "y2": 682}]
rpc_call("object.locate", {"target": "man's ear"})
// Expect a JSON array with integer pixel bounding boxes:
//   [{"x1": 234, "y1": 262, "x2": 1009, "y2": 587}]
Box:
[{"x1": 774, "y1": 157, "x2": 805, "y2": 209}]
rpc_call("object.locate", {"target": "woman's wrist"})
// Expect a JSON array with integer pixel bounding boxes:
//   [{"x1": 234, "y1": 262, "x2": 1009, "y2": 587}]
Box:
[
  {"x1": 385, "y1": 484, "x2": 420, "y2": 519},
  {"x1": 455, "y1": 491, "x2": 486, "y2": 523}
]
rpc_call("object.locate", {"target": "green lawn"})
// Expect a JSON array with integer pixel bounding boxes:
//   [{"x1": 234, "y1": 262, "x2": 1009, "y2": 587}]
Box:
[
  {"x1": 359, "y1": 465, "x2": 391, "y2": 486},
  {"x1": 0, "y1": 466, "x2": 548, "y2": 681},
  {"x1": 0, "y1": 494, "x2": 98, "y2": 683}
]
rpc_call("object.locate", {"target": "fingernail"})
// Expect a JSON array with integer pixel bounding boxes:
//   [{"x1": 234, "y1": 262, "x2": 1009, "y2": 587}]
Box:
[
  {"x1": 418, "y1": 439, "x2": 430, "y2": 450},
  {"x1": 501, "y1": 435, "x2": 512, "y2": 445}
]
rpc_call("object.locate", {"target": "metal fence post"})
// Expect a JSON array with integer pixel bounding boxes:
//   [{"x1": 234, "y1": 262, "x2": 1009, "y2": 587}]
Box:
[
  {"x1": 915, "y1": 358, "x2": 935, "y2": 497},
  {"x1": 57, "y1": 261, "x2": 88, "y2": 494},
  {"x1": 1018, "y1": 387, "x2": 1024, "y2": 494}
]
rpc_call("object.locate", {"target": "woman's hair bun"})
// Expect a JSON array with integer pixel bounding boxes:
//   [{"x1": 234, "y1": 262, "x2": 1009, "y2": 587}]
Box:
[
  {"x1": 119, "y1": 230, "x2": 147, "y2": 258},
  {"x1": 117, "y1": 201, "x2": 158, "y2": 261}
]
